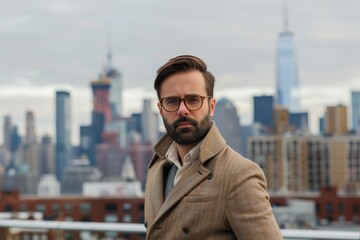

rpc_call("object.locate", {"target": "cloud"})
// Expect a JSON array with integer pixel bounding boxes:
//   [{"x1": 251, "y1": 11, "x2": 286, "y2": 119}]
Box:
[{"x1": 0, "y1": 0, "x2": 359, "y2": 143}]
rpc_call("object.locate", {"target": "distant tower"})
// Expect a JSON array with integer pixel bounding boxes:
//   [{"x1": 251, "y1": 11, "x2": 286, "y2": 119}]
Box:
[
  {"x1": 91, "y1": 75, "x2": 112, "y2": 124},
  {"x1": 55, "y1": 91, "x2": 72, "y2": 182},
  {"x1": 39, "y1": 134, "x2": 55, "y2": 176},
  {"x1": 325, "y1": 104, "x2": 348, "y2": 135},
  {"x1": 253, "y1": 95, "x2": 275, "y2": 133},
  {"x1": 22, "y1": 111, "x2": 40, "y2": 178},
  {"x1": 213, "y1": 98, "x2": 241, "y2": 153},
  {"x1": 106, "y1": 49, "x2": 123, "y2": 119},
  {"x1": 273, "y1": 105, "x2": 289, "y2": 134},
  {"x1": 351, "y1": 91, "x2": 360, "y2": 133},
  {"x1": 141, "y1": 99, "x2": 159, "y2": 144},
  {"x1": 276, "y1": 1, "x2": 301, "y2": 112},
  {"x1": 25, "y1": 111, "x2": 36, "y2": 144},
  {"x1": 3, "y1": 115, "x2": 12, "y2": 151}
]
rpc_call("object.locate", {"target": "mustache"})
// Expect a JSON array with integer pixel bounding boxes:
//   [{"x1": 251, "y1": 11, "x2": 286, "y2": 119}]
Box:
[{"x1": 173, "y1": 116, "x2": 197, "y2": 127}]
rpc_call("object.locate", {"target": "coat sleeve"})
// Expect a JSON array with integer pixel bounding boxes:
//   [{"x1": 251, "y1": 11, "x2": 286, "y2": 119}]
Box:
[{"x1": 226, "y1": 161, "x2": 283, "y2": 240}]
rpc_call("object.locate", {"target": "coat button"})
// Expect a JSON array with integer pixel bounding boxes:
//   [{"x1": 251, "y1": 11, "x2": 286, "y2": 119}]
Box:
[
  {"x1": 207, "y1": 173, "x2": 213, "y2": 180},
  {"x1": 182, "y1": 227, "x2": 189, "y2": 234}
]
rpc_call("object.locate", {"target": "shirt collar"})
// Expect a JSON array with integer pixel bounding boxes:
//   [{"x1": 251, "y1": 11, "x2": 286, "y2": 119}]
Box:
[{"x1": 165, "y1": 141, "x2": 202, "y2": 169}]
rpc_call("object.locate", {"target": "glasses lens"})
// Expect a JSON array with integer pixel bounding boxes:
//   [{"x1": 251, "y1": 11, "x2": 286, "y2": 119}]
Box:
[
  {"x1": 185, "y1": 95, "x2": 202, "y2": 110},
  {"x1": 162, "y1": 95, "x2": 205, "y2": 112},
  {"x1": 163, "y1": 97, "x2": 180, "y2": 111}
]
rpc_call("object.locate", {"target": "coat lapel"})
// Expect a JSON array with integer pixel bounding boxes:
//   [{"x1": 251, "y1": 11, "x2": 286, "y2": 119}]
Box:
[
  {"x1": 153, "y1": 162, "x2": 211, "y2": 222},
  {"x1": 148, "y1": 123, "x2": 226, "y2": 229},
  {"x1": 148, "y1": 160, "x2": 170, "y2": 215}
]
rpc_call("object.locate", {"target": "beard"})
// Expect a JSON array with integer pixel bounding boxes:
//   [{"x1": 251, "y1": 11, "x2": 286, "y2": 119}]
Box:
[{"x1": 163, "y1": 112, "x2": 212, "y2": 146}]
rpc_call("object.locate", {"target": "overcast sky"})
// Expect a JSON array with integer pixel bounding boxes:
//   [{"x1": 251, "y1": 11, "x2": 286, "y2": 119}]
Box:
[{"x1": 0, "y1": 0, "x2": 359, "y2": 144}]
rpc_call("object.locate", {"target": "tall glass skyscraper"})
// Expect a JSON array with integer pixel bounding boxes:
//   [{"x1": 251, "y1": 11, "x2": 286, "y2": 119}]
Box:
[
  {"x1": 55, "y1": 91, "x2": 71, "y2": 182},
  {"x1": 276, "y1": 3, "x2": 301, "y2": 112}
]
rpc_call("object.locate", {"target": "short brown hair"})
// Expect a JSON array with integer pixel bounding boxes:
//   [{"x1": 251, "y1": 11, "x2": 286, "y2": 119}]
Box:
[{"x1": 154, "y1": 55, "x2": 215, "y2": 99}]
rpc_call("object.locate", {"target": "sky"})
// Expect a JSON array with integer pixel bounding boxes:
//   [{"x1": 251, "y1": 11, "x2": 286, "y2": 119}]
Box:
[{"x1": 0, "y1": 0, "x2": 359, "y2": 144}]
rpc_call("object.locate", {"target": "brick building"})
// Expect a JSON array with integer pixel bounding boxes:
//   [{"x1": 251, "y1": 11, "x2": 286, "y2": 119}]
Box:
[{"x1": 0, "y1": 191, "x2": 145, "y2": 240}]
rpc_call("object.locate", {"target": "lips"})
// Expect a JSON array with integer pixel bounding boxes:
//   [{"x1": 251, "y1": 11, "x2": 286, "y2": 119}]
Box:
[{"x1": 176, "y1": 122, "x2": 193, "y2": 128}]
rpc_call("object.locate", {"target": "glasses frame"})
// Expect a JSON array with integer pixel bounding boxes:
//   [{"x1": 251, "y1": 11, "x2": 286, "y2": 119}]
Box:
[{"x1": 159, "y1": 95, "x2": 212, "y2": 112}]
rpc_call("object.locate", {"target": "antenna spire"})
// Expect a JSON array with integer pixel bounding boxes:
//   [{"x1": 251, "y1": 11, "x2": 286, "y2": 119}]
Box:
[
  {"x1": 283, "y1": 0, "x2": 289, "y2": 31},
  {"x1": 106, "y1": 31, "x2": 113, "y2": 70}
]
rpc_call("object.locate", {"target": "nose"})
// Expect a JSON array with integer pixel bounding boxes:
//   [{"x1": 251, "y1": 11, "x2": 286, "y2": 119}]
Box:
[{"x1": 177, "y1": 99, "x2": 189, "y2": 116}]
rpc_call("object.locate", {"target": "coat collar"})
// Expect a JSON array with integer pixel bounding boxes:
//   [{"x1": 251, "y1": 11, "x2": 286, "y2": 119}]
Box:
[{"x1": 149, "y1": 122, "x2": 226, "y2": 168}]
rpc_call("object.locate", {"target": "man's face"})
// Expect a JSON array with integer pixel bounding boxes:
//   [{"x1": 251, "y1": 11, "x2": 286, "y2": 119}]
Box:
[{"x1": 157, "y1": 70, "x2": 216, "y2": 146}]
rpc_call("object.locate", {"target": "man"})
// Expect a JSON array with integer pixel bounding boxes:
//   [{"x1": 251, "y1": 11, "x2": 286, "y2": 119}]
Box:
[{"x1": 144, "y1": 55, "x2": 283, "y2": 239}]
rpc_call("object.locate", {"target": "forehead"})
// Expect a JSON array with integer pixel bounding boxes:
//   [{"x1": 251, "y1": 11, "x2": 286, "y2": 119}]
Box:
[{"x1": 160, "y1": 71, "x2": 206, "y2": 97}]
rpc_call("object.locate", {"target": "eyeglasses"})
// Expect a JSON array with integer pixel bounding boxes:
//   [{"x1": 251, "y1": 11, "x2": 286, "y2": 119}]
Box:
[{"x1": 160, "y1": 94, "x2": 212, "y2": 112}]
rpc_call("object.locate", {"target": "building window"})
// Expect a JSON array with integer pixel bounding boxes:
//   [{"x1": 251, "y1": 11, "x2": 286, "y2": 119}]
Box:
[
  {"x1": 315, "y1": 203, "x2": 320, "y2": 213},
  {"x1": 4, "y1": 204, "x2": 13, "y2": 212},
  {"x1": 338, "y1": 202, "x2": 345, "y2": 214},
  {"x1": 123, "y1": 203, "x2": 131, "y2": 212},
  {"x1": 104, "y1": 214, "x2": 118, "y2": 223},
  {"x1": 123, "y1": 214, "x2": 132, "y2": 223},
  {"x1": 52, "y1": 203, "x2": 60, "y2": 212},
  {"x1": 80, "y1": 216, "x2": 91, "y2": 222},
  {"x1": 325, "y1": 202, "x2": 333, "y2": 214},
  {"x1": 35, "y1": 204, "x2": 46, "y2": 212},
  {"x1": 64, "y1": 203, "x2": 72, "y2": 213},
  {"x1": 138, "y1": 203, "x2": 144, "y2": 211},
  {"x1": 105, "y1": 203, "x2": 117, "y2": 212},
  {"x1": 138, "y1": 215, "x2": 145, "y2": 224},
  {"x1": 20, "y1": 204, "x2": 27, "y2": 211},
  {"x1": 353, "y1": 204, "x2": 358, "y2": 213},
  {"x1": 80, "y1": 203, "x2": 91, "y2": 214},
  {"x1": 105, "y1": 231, "x2": 118, "y2": 238}
]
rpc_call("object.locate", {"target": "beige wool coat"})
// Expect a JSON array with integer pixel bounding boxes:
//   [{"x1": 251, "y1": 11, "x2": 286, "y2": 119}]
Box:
[{"x1": 144, "y1": 123, "x2": 283, "y2": 240}]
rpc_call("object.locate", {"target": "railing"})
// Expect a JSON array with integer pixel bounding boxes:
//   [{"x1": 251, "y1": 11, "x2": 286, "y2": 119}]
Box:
[
  {"x1": 0, "y1": 219, "x2": 146, "y2": 234},
  {"x1": 281, "y1": 229, "x2": 360, "y2": 239},
  {"x1": 0, "y1": 220, "x2": 360, "y2": 239}
]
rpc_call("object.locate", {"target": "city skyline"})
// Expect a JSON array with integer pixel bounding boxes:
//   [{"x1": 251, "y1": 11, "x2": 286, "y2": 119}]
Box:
[{"x1": 0, "y1": 0, "x2": 359, "y2": 144}]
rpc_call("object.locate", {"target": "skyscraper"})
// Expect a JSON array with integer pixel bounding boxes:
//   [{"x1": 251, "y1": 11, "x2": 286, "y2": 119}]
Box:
[
  {"x1": 3, "y1": 115, "x2": 12, "y2": 151},
  {"x1": 21, "y1": 111, "x2": 40, "y2": 182},
  {"x1": 39, "y1": 134, "x2": 54, "y2": 176},
  {"x1": 25, "y1": 111, "x2": 36, "y2": 144},
  {"x1": 91, "y1": 77, "x2": 112, "y2": 124},
  {"x1": 55, "y1": 91, "x2": 71, "y2": 182},
  {"x1": 106, "y1": 51, "x2": 123, "y2": 119},
  {"x1": 325, "y1": 104, "x2": 348, "y2": 136},
  {"x1": 141, "y1": 99, "x2": 159, "y2": 144},
  {"x1": 253, "y1": 95, "x2": 274, "y2": 133},
  {"x1": 273, "y1": 105, "x2": 289, "y2": 134},
  {"x1": 3, "y1": 116, "x2": 21, "y2": 155},
  {"x1": 276, "y1": 2, "x2": 301, "y2": 112},
  {"x1": 213, "y1": 98, "x2": 241, "y2": 153},
  {"x1": 351, "y1": 91, "x2": 360, "y2": 133}
]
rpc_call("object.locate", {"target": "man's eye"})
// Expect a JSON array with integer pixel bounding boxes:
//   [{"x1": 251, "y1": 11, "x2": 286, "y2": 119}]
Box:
[
  {"x1": 165, "y1": 98, "x2": 179, "y2": 105},
  {"x1": 187, "y1": 97, "x2": 200, "y2": 103}
]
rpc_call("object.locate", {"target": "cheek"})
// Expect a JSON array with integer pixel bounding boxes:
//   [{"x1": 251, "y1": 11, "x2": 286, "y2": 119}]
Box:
[{"x1": 162, "y1": 113, "x2": 174, "y2": 124}]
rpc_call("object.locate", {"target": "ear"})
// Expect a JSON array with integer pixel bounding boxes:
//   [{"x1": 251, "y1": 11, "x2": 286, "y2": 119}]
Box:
[
  {"x1": 157, "y1": 101, "x2": 164, "y2": 116},
  {"x1": 209, "y1": 97, "x2": 216, "y2": 117}
]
